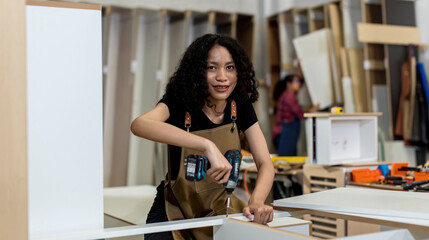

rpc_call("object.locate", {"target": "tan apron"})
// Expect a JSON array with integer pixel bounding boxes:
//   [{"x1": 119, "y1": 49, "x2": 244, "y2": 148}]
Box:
[{"x1": 164, "y1": 102, "x2": 247, "y2": 240}]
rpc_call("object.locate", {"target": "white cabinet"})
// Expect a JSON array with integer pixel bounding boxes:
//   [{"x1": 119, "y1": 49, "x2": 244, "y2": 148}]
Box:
[{"x1": 305, "y1": 113, "x2": 382, "y2": 165}]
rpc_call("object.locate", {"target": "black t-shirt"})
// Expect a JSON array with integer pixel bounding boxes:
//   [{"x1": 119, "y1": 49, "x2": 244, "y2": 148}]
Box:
[{"x1": 159, "y1": 95, "x2": 258, "y2": 180}]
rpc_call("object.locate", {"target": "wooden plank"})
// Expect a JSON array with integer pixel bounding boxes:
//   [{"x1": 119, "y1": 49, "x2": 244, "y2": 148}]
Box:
[
  {"x1": 27, "y1": 0, "x2": 100, "y2": 10},
  {"x1": 357, "y1": 23, "x2": 421, "y2": 46},
  {"x1": 274, "y1": 187, "x2": 429, "y2": 220},
  {"x1": 0, "y1": 0, "x2": 28, "y2": 239},
  {"x1": 347, "y1": 49, "x2": 368, "y2": 112},
  {"x1": 404, "y1": 55, "x2": 417, "y2": 140},
  {"x1": 293, "y1": 29, "x2": 334, "y2": 109},
  {"x1": 328, "y1": 3, "x2": 344, "y2": 102}
]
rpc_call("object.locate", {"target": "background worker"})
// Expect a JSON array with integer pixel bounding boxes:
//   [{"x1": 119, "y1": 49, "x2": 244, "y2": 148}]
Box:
[
  {"x1": 271, "y1": 74, "x2": 319, "y2": 199},
  {"x1": 272, "y1": 74, "x2": 319, "y2": 156},
  {"x1": 131, "y1": 34, "x2": 274, "y2": 240}
]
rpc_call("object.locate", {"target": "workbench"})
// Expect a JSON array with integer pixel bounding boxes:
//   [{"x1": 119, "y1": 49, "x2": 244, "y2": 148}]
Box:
[{"x1": 274, "y1": 187, "x2": 429, "y2": 239}]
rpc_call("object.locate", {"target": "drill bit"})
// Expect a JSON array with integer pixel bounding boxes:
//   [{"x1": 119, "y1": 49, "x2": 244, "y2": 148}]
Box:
[{"x1": 226, "y1": 194, "x2": 231, "y2": 217}]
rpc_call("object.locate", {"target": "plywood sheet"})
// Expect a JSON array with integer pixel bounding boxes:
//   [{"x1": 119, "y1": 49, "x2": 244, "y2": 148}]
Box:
[
  {"x1": 347, "y1": 48, "x2": 368, "y2": 112},
  {"x1": 274, "y1": 187, "x2": 429, "y2": 220},
  {"x1": 293, "y1": 29, "x2": 334, "y2": 108},
  {"x1": 357, "y1": 23, "x2": 421, "y2": 46},
  {"x1": 328, "y1": 3, "x2": 344, "y2": 102}
]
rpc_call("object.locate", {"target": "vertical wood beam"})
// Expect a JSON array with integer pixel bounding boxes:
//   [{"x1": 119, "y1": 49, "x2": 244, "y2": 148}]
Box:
[{"x1": 0, "y1": 0, "x2": 28, "y2": 239}]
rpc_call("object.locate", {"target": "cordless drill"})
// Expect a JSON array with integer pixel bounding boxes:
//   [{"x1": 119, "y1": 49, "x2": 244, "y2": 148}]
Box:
[{"x1": 185, "y1": 149, "x2": 242, "y2": 217}]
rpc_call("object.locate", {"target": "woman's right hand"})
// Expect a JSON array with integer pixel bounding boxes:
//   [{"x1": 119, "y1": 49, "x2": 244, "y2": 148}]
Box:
[{"x1": 203, "y1": 140, "x2": 232, "y2": 184}]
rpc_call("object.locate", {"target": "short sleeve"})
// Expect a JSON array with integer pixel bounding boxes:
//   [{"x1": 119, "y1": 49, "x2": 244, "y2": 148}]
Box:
[{"x1": 237, "y1": 101, "x2": 258, "y2": 132}]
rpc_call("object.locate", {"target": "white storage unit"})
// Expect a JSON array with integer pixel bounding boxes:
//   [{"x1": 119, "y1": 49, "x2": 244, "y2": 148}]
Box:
[{"x1": 305, "y1": 113, "x2": 382, "y2": 165}]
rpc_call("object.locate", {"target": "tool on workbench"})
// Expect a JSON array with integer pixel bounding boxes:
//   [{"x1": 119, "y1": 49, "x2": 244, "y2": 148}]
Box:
[
  {"x1": 403, "y1": 179, "x2": 429, "y2": 190},
  {"x1": 184, "y1": 149, "x2": 242, "y2": 217}
]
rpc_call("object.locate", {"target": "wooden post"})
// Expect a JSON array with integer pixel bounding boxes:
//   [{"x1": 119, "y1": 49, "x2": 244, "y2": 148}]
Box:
[{"x1": 0, "y1": 0, "x2": 28, "y2": 239}]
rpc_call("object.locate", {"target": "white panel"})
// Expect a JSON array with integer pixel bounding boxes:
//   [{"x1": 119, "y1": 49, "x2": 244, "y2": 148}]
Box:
[
  {"x1": 316, "y1": 118, "x2": 330, "y2": 164},
  {"x1": 342, "y1": 77, "x2": 356, "y2": 113},
  {"x1": 293, "y1": 29, "x2": 334, "y2": 109},
  {"x1": 274, "y1": 187, "x2": 429, "y2": 220},
  {"x1": 26, "y1": 5, "x2": 103, "y2": 236},
  {"x1": 33, "y1": 211, "x2": 292, "y2": 240},
  {"x1": 214, "y1": 219, "x2": 311, "y2": 240},
  {"x1": 373, "y1": 85, "x2": 389, "y2": 140}
]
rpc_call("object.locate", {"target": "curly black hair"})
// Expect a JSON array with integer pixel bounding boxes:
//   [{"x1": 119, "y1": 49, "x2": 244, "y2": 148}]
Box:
[{"x1": 164, "y1": 33, "x2": 258, "y2": 115}]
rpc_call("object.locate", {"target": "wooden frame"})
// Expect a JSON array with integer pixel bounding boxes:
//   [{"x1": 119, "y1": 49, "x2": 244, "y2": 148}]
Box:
[{"x1": 0, "y1": 0, "x2": 28, "y2": 239}]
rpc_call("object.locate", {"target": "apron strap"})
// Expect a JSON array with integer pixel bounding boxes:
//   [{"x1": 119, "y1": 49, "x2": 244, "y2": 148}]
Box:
[
  {"x1": 184, "y1": 100, "x2": 237, "y2": 132},
  {"x1": 184, "y1": 112, "x2": 191, "y2": 132},
  {"x1": 231, "y1": 100, "x2": 237, "y2": 133}
]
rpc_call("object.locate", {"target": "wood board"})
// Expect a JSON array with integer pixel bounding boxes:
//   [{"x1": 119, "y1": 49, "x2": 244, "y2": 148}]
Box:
[
  {"x1": 293, "y1": 28, "x2": 334, "y2": 109},
  {"x1": 357, "y1": 23, "x2": 421, "y2": 46},
  {"x1": 328, "y1": 3, "x2": 344, "y2": 103},
  {"x1": 347, "y1": 48, "x2": 368, "y2": 112}
]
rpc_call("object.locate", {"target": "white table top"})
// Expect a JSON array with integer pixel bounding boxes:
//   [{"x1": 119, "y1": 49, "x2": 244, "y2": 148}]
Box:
[{"x1": 274, "y1": 187, "x2": 429, "y2": 221}]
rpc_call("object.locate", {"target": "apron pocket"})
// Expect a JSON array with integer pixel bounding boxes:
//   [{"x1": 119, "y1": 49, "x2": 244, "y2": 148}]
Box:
[{"x1": 193, "y1": 177, "x2": 223, "y2": 193}]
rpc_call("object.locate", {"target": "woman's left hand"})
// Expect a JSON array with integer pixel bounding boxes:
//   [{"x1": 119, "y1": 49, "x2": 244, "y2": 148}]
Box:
[{"x1": 243, "y1": 202, "x2": 273, "y2": 225}]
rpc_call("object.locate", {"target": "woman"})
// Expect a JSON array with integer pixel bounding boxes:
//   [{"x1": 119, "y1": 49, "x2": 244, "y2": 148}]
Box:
[
  {"x1": 131, "y1": 34, "x2": 274, "y2": 240},
  {"x1": 272, "y1": 75, "x2": 319, "y2": 156}
]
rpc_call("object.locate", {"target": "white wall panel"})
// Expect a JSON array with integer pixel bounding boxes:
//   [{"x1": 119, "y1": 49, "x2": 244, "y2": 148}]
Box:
[{"x1": 26, "y1": 4, "x2": 103, "y2": 236}]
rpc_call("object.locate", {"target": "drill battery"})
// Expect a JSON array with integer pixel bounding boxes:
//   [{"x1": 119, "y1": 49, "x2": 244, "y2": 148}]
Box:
[
  {"x1": 184, "y1": 149, "x2": 242, "y2": 186},
  {"x1": 185, "y1": 154, "x2": 210, "y2": 181}
]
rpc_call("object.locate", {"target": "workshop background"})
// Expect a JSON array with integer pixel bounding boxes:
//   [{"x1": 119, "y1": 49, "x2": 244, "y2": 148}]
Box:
[{"x1": 2, "y1": 0, "x2": 429, "y2": 239}]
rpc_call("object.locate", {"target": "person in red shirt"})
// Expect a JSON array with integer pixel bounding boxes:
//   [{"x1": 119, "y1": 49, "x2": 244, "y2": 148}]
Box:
[{"x1": 272, "y1": 74, "x2": 319, "y2": 156}]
